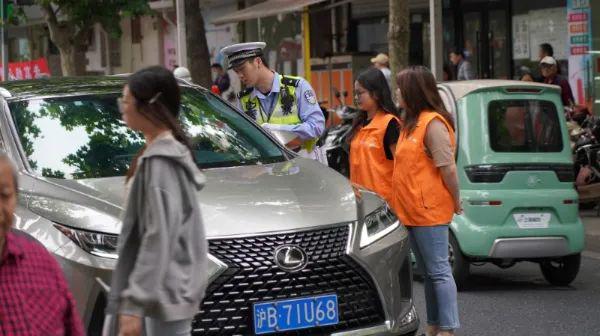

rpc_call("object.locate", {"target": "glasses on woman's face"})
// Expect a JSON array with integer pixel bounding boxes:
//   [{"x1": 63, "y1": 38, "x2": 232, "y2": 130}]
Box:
[
  {"x1": 117, "y1": 97, "x2": 133, "y2": 107},
  {"x1": 354, "y1": 89, "x2": 368, "y2": 98},
  {"x1": 117, "y1": 97, "x2": 135, "y2": 114}
]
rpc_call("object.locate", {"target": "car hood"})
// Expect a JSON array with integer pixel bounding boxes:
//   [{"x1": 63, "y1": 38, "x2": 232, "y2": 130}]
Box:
[{"x1": 28, "y1": 158, "x2": 359, "y2": 237}]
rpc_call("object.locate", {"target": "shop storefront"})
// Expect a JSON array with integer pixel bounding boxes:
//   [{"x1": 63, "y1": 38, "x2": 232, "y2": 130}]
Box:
[{"x1": 442, "y1": 0, "x2": 595, "y2": 107}]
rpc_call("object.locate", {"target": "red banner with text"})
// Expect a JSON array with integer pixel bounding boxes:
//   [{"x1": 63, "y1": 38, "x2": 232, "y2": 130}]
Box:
[{"x1": 0, "y1": 58, "x2": 51, "y2": 81}]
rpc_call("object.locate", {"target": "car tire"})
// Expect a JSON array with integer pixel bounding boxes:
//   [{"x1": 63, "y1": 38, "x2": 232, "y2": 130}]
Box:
[
  {"x1": 449, "y1": 232, "x2": 470, "y2": 290},
  {"x1": 540, "y1": 253, "x2": 581, "y2": 286}
]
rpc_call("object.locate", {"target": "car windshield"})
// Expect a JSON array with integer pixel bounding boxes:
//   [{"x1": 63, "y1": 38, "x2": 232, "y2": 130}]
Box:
[
  {"x1": 488, "y1": 99, "x2": 563, "y2": 152},
  {"x1": 8, "y1": 87, "x2": 286, "y2": 179}
]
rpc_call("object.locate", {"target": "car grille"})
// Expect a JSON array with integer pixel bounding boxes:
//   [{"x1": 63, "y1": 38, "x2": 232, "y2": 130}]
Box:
[{"x1": 192, "y1": 224, "x2": 385, "y2": 335}]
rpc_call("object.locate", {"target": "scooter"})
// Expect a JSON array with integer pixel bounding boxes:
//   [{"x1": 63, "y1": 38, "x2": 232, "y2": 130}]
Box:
[
  {"x1": 569, "y1": 113, "x2": 600, "y2": 208},
  {"x1": 319, "y1": 91, "x2": 361, "y2": 177}
]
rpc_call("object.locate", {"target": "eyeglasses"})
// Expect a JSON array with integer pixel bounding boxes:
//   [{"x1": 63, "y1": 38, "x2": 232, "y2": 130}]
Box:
[
  {"x1": 117, "y1": 97, "x2": 132, "y2": 107},
  {"x1": 354, "y1": 90, "x2": 368, "y2": 98}
]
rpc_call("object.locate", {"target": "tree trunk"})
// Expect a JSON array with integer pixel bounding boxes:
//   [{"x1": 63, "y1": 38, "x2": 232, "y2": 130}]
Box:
[
  {"x1": 185, "y1": 0, "x2": 211, "y2": 87},
  {"x1": 40, "y1": 4, "x2": 88, "y2": 76},
  {"x1": 388, "y1": 0, "x2": 409, "y2": 93},
  {"x1": 58, "y1": 45, "x2": 78, "y2": 76}
]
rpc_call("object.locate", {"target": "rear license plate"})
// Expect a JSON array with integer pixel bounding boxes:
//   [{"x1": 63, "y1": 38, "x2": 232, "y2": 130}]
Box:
[
  {"x1": 513, "y1": 213, "x2": 551, "y2": 229},
  {"x1": 253, "y1": 294, "x2": 339, "y2": 334}
]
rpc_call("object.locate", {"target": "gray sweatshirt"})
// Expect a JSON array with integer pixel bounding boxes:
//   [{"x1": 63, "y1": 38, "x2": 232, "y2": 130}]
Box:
[{"x1": 106, "y1": 133, "x2": 208, "y2": 322}]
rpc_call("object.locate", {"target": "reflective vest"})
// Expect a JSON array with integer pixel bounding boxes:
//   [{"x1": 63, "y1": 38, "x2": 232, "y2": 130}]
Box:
[
  {"x1": 350, "y1": 112, "x2": 399, "y2": 213},
  {"x1": 238, "y1": 75, "x2": 317, "y2": 152},
  {"x1": 392, "y1": 111, "x2": 456, "y2": 226}
]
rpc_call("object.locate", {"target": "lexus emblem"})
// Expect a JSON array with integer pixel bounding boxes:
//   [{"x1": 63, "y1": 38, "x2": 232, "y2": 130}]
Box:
[{"x1": 274, "y1": 245, "x2": 308, "y2": 272}]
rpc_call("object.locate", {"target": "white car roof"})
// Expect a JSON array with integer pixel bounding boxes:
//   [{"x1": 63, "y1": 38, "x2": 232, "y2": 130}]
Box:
[{"x1": 439, "y1": 80, "x2": 560, "y2": 100}]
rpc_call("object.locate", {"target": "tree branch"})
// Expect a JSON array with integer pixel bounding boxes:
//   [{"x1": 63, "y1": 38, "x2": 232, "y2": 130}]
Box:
[{"x1": 41, "y1": 3, "x2": 58, "y2": 27}]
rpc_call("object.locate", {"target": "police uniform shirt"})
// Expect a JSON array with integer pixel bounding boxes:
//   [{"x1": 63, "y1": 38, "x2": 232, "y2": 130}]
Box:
[{"x1": 237, "y1": 72, "x2": 324, "y2": 140}]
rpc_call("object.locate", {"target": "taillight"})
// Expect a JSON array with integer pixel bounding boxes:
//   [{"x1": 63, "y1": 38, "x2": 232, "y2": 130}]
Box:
[
  {"x1": 504, "y1": 88, "x2": 543, "y2": 94},
  {"x1": 465, "y1": 164, "x2": 575, "y2": 183},
  {"x1": 464, "y1": 165, "x2": 508, "y2": 183},
  {"x1": 469, "y1": 200, "x2": 502, "y2": 206}
]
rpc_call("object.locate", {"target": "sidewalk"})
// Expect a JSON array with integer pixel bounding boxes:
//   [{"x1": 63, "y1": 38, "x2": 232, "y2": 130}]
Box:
[{"x1": 580, "y1": 210, "x2": 600, "y2": 254}]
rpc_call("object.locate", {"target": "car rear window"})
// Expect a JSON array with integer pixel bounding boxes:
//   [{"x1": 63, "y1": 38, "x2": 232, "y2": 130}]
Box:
[
  {"x1": 488, "y1": 100, "x2": 563, "y2": 152},
  {"x1": 9, "y1": 87, "x2": 286, "y2": 179}
]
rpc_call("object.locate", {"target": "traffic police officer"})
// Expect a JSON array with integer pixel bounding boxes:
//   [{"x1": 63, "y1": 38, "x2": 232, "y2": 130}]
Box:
[{"x1": 220, "y1": 42, "x2": 326, "y2": 162}]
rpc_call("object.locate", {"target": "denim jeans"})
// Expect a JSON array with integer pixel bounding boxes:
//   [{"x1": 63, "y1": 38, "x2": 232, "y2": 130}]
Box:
[{"x1": 409, "y1": 225, "x2": 460, "y2": 331}]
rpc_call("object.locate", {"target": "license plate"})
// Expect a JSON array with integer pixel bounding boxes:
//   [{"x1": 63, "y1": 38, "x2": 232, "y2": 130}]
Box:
[
  {"x1": 513, "y1": 213, "x2": 551, "y2": 229},
  {"x1": 253, "y1": 294, "x2": 339, "y2": 334}
]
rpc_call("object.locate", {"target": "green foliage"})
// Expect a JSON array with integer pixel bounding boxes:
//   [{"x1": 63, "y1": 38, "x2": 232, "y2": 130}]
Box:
[
  {"x1": 9, "y1": 94, "x2": 144, "y2": 179},
  {"x1": 41, "y1": 168, "x2": 65, "y2": 179},
  {"x1": 34, "y1": 0, "x2": 151, "y2": 37}
]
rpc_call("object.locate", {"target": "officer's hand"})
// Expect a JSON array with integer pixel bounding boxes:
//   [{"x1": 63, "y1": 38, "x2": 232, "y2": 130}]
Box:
[{"x1": 285, "y1": 137, "x2": 303, "y2": 150}]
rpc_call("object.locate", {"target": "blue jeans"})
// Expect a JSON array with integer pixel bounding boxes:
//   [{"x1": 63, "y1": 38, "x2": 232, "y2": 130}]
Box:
[{"x1": 409, "y1": 225, "x2": 460, "y2": 331}]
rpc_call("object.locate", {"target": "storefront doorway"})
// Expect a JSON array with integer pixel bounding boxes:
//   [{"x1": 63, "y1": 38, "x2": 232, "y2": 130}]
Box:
[{"x1": 460, "y1": 0, "x2": 511, "y2": 79}]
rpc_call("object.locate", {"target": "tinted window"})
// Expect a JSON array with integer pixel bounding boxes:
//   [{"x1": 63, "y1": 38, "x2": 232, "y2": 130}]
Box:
[
  {"x1": 9, "y1": 88, "x2": 285, "y2": 179},
  {"x1": 488, "y1": 100, "x2": 563, "y2": 152}
]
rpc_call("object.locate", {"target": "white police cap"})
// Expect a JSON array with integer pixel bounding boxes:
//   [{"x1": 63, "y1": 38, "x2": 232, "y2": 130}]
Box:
[{"x1": 220, "y1": 42, "x2": 266, "y2": 69}]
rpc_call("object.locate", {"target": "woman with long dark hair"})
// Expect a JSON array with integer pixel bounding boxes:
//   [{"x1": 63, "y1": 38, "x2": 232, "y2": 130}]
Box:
[
  {"x1": 348, "y1": 68, "x2": 400, "y2": 210},
  {"x1": 393, "y1": 66, "x2": 460, "y2": 336},
  {"x1": 104, "y1": 66, "x2": 207, "y2": 336}
]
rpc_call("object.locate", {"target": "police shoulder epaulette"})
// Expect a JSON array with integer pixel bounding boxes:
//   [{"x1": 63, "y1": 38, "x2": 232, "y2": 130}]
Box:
[
  {"x1": 281, "y1": 76, "x2": 300, "y2": 87},
  {"x1": 237, "y1": 87, "x2": 253, "y2": 99}
]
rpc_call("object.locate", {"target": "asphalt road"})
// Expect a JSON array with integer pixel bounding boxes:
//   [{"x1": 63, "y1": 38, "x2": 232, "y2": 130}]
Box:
[{"x1": 412, "y1": 253, "x2": 600, "y2": 336}]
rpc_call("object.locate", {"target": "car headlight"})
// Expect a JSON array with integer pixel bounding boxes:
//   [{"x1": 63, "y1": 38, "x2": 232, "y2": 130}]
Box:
[
  {"x1": 54, "y1": 224, "x2": 119, "y2": 259},
  {"x1": 359, "y1": 204, "x2": 400, "y2": 248}
]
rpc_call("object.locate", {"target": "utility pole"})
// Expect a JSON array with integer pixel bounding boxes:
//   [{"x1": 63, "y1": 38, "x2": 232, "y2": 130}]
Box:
[
  {"x1": 0, "y1": 0, "x2": 8, "y2": 81},
  {"x1": 176, "y1": 0, "x2": 187, "y2": 67},
  {"x1": 429, "y1": 0, "x2": 443, "y2": 80}
]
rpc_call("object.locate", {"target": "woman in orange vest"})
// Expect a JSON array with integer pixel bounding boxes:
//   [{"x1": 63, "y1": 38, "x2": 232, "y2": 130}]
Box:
[
  {"x1": 348, "y1": 68, "x2": 400, "y2": 209},
  {"x1": 393, "y1": 66, "x2": 460, "y2": 336}
]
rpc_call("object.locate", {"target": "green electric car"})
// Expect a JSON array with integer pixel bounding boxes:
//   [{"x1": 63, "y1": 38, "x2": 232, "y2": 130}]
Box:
[{"x1": 436, "y1": 80, "x2": 585, "y2": 288}]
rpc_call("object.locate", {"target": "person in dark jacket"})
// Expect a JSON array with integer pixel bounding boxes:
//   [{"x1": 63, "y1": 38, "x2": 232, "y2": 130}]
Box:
[
  {"x1": 211, "y1": 63, "x2": 231, "y2": 93},
  {"x1": 540, "y1": 56, "x2": 574, "y2": 107},
  {"x1": 104, "y1": 66, "x2": 208, "y2": 336}
]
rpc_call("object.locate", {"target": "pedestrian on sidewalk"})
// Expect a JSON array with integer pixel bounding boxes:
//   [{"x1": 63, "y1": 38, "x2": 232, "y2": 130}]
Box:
[
  {"x1": 370, "y1": 53, "x2": 392, "y2": 89},
  {"x1": 211, "y1": 63, "x2": 231, "y2": 94},
  {"x1": 393, "y1": 66, "x2": 461, "y2": 336},
  {"x1": 348, "y1": 68, "x2": 400, "y2": 211},
  {"x1": 0, "y1": 152, "x2": 84, "y2": 336},
  {"x1": 540, "y1": 56, "x2": 574, "y2": 107},
  {"x1": 449, "y1": 48, "x2": 475, "y2": 80},
  {"x1": 105, "y1": 66, "x2": 208, "y2": 336}
]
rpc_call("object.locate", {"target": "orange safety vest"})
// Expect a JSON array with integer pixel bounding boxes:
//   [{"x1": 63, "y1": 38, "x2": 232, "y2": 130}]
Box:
[
  {"x1": 350, "y1": 112, "x2": 399, "y2": 211},
  {"x1": 392, "y1": 111, "x2": 456, "y2": 226}
]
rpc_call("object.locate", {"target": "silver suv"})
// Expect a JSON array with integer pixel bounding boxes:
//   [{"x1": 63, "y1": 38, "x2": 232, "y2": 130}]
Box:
[{"x1": 0, "y1": 77, "x2": 418, "y2": 335}]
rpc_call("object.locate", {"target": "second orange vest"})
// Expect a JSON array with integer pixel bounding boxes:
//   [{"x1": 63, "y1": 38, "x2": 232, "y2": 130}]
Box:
[{"x1": 392, "y1": 111, "x2": 456, "y2": 226}]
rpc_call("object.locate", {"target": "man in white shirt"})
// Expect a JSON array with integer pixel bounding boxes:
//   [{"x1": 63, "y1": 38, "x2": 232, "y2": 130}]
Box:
[{"x1": 371, "y1": 53, "x2": 392, "y2": 89}]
